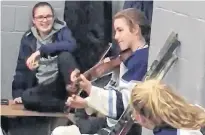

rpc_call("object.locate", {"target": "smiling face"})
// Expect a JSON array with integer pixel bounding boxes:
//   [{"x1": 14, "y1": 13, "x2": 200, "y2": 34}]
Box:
[
  {"x1": 113, "y1": 17, "x2": 139, "y2": 51},
  {"x1": 32, "y1": 5, "x2": 54, "y2": 35}
]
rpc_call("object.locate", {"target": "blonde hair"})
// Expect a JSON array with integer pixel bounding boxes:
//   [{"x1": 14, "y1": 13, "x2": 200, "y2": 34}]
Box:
[
  {"x1": 113, "y1": 8, "x2": 151, "y2": 45},
  {"x1": 131, "y1": 80, "x2": 205, "y2": 130}
]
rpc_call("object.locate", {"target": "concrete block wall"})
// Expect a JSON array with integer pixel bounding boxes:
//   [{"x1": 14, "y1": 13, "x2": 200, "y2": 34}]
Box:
[
  {"x1": 112, "y1": 1, "x2": 124, "y2": 16},
  {"x1": 1, "y1": 1, "x2": 65, "y2": 99},
  {"x1": 150, "y1": 1, "x2": 205, "y2": 107},
  {"x1": 142, "y1": 2, "x2": 205, "y2": 135}
]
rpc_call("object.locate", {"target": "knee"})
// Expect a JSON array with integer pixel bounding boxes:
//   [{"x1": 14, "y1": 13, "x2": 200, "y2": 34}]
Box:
[
  {"x1": 51, "y1": 125, "x2": 81, "y2": 135},
  {"x1": 21, "y1": 86, "x2": 38, "y2": 101},
  {"x1": 21, "y1": 89, "x2": 31, "y2": 103},
  {"x1": 58, "y1": 52, "x2": 75, "y2": 63},
  {"x1": 57, "y1": 51, "x2": 79, "y2": 69}
]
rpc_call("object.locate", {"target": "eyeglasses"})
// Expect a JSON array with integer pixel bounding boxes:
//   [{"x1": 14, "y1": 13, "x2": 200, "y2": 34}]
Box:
[{"x1": 34, "y1": 14, "x2": 53, "y2": 22}]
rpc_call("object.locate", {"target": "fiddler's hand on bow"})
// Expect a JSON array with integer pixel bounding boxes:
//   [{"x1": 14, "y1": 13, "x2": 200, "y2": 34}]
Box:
[{"x1": 65, "y1": 68, "x2": 92, "y2": 110}]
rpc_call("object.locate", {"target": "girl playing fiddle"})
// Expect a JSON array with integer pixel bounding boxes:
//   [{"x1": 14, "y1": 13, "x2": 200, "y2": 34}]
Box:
[{"x1": 52, "y1": 8, "x2": 151, "y2": 135}]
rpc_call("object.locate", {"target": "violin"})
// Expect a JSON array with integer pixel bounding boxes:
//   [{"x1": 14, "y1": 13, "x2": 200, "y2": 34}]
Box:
[
  {"x1": 65, "y1": 45, "x2": 132, "y2": 113},
  {"x1": 82, "y1": 49, "x2": 132, "y2": 81},
  {"x1": 72, "y1": 46, "x2": 132, "y2": 94}
]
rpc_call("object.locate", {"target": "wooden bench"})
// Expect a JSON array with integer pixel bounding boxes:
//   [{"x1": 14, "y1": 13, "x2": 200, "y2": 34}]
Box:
[
  {"x1": 1, "y1": 100, "x2": 76, "y2": 135},
  {"x1": 1, "y1": 100, "x2": 75, "y2": 122}
]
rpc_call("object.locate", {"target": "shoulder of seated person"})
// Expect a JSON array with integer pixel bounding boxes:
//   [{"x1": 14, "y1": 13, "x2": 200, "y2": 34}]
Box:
[{"x1": 24, "y1": 29, "x2": 33, "y2": 37}]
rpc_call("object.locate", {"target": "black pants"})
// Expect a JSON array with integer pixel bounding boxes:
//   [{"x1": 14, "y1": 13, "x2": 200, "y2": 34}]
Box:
[
  {"x1": 1, "y1": 116, "x2": 9, "y2": 133},
  {"x1": 75, "y1": 117, "x2": 107, "y2": 134},
  {"x1": 22, "y1": 51, "x2": 79, "y2": 112},
  {"x1": 74, "y1": 117, "x2": 141, "y2": 135}
]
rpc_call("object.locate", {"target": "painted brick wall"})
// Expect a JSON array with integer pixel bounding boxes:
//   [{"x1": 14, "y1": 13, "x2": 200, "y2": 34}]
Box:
[
  {"x1": 142, "y1": 1, "x2": 205, "y2": 135},
  {"x1": 150, "y1": 1, "x2": 205, "y2": 107}
]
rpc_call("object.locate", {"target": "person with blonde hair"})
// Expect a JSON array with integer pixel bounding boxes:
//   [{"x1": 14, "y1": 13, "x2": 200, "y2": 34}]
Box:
[{"x1": 131, "y1": 79, "x2": 205, "y2": 135}]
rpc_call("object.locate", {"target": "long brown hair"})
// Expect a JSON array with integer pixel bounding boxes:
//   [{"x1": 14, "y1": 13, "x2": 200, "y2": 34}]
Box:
[
  {"x1": 113, "y1": 8, "x2": 151, "y2": 45},
  {"x1": 131, "y1": 80, "x2": 205, "y2": 130}
]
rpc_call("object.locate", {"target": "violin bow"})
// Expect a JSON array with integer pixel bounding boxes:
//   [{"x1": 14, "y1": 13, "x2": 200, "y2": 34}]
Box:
[{"x1": 98, "y1": 42, "x2": 113, "y2": 63}]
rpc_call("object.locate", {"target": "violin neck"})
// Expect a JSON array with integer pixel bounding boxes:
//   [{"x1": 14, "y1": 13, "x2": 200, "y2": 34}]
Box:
[{"x1": 83, "y1": 67, "x2": 93, "y2": 81}]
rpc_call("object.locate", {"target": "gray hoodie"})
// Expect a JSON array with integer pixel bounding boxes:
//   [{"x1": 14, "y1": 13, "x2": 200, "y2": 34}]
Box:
[{"x1": 31, "y1": 20, "x2": 67, "y2": 85}]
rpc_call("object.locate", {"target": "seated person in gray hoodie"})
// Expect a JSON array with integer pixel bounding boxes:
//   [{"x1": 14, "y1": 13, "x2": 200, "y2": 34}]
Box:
[{"x1": 12, "y1": 2, "x2": 79, "y2": 112}]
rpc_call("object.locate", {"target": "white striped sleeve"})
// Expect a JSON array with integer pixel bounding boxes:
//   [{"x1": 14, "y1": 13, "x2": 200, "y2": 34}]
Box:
[{"x1": 85, "y1": 81, "x2": 137, "y2": 119}]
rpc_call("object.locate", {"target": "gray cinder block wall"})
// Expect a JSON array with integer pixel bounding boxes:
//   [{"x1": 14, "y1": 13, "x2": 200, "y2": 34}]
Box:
[
  {"x1": 144, "y1": 2, "x2": 205, "y2": 135},
  {"x1": 1, "y1": 1, "x2": 65, "y2": 99},
  {"x1": 112, "y1": 1, "x2": 124, "y2": 16},
  {"x1": 150, "y1": 1, "x2": 205, "y2": 107}
]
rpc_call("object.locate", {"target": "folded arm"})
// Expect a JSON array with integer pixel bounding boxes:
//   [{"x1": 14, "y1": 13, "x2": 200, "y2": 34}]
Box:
[{"x1": 39, "y1": 27, "x2": 77, "y2": 56}]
